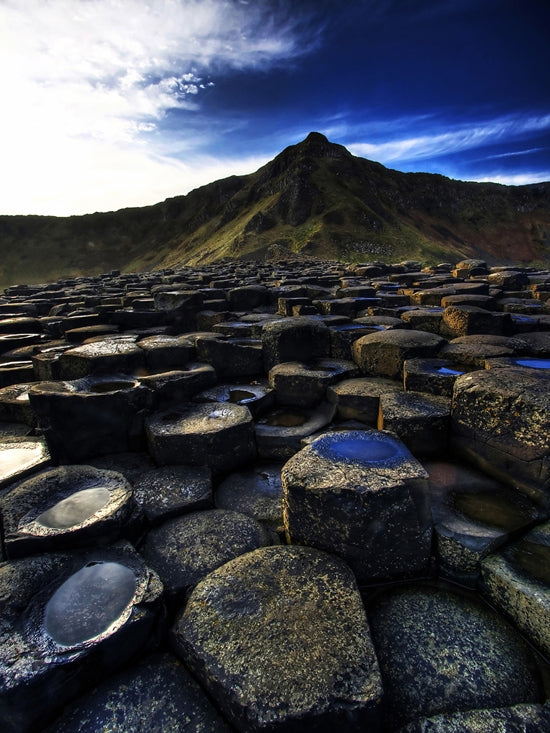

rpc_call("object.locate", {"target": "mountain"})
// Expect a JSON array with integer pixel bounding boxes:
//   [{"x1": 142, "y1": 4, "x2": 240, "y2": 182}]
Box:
[{"x1": 1, "y1": 132, "x2": 549, "y2": 289}]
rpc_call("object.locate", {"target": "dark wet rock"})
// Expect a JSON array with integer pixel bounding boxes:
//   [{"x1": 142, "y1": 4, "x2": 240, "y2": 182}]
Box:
[
  {"x1": 139, "y1": 509, "x2": 272, "y2": 607},
  {"x1": 0, "y1": 383, "x2": 36, "y2": 425},
  {"x1": 1, "y1": 465, "x2": 138, "y2": 558},
  {"x1": 480, "y1": 520, "x2": 550, "y2": 658},
  {"x1": 46, "y1": 652, "x2": 233, "y2": 732},
  {"x1": 451, "y1": 367, "x2": 550, "y2": 504},
  {"x1": 282, "y1": 429, "x2": 431, "y2": 583},
  {"x1": 137, "y1": 334, "x2": 195, "y2": 371},
  {"x1": 0, "y1": 316, "x2": 42, "y2": 334},
  {"x1": 57, "y1": 338, "x2": 145, "y2": 379},
  {"x1": 145, "y1": 401, "x2": 256, "y2": 473},
  {"x1": 400, "y1": 308, "x2": 443, "y2": 334},
  {"x1": 0, "y1": 543, "x2": 164, "y2": 733},
  {"x1": 215, "y1": 462, "x2": 284, "y2": 533},
  {"x1": 255, "y1": 401, "x2": 335, "y2": 460},
  {"x1": 268, "y1": 358, "x2": 359, "y2": 407},
  {"x1": 194, "y1": 379, "x2": 275, "y2": 418},
  {"x1": 195, "y1": 334, "x2": 264, "y2": 379},
  {"x1": 403, "y1": 358, "x2": 467, "y2": 397},
  {"x1": 261, "y1": 316, "x2": 331, "y2": 370},
  {"x1": 352, "y1": 329, "x2": 446, "y2": 379},
  {"x1": 328, "y1": 323, "x2": 377, "y2": 359},
  {"x1": 29, "y1": 375, "x2": 152, "y2": 463},
  {"x1": 398, "y1": 702, "x2": 550, "y2": 733},
  {"x1": 0, "y1": 361, "x2": 35, "y2": 388},
  {"x1": 368, "y1": 585, "x2": 544, "y2": 730},
  {"x1": 378, "y1": 391, "x2": 451, "y2": 458},
  {"x1": 132, "y1": 465, "x2": 213, "y2": 524},
  {"x1": 0, "y1": 332, "x2": 44, "y2": 355},
  {"x1": 327, "y1": 376, "x2": 402, "y2": 424},
  {"x1": 86, "y1": 451, "x2": 156, "y2": 482},
  {"x1": 171, "y1": 545, "x2": 383, "y2": 731},
  {"x1": 439, "y1": 334, "x2": 523, "y2": 367},
  {"x1": 0, "y1": 436, "x2": 51, "y2": 491},
  {"x1": 426, "y1": 461, "x2": 544, "y2": 585},
  {"x1": 139, "y1": 364, "x2": 217, "y2": 407},
  {"x1": 227, "y1": 284, "x2": 270, "y2": 310}
]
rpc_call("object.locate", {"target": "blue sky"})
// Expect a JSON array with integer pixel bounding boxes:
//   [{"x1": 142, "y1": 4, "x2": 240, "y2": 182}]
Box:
[{"x1": 1, "y1": 0, "x2": 549, "y2": 216}]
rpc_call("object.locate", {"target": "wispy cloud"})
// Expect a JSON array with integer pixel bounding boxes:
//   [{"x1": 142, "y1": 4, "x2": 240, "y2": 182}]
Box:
[
  {"x1": 347, "y1": 115, "x2": 550, "y2": 164},
  {"x1": 0, "y1": 0, "x2": 318, "y2": 214}
]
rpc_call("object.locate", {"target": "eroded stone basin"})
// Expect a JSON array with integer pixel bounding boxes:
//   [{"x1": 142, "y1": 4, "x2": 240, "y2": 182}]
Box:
[
  {"x1": 44, "y1": 561, "x2": 137, "y2": 646},
  {"x1": 36, "y1": 487, "x2": 111, "y2": 529}
]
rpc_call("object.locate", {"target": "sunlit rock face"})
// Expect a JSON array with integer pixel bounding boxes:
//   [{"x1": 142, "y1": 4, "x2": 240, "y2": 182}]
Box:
[
  {"x1": 1, "y1": 465, "x2": 137, "y2": 558},
  {"x1": 451, "y1": 367, "x2": 550, "y2": 505},
  {"x1": 171, "y1": 545, "x2": 383, "y2": 731},
  {"x1": 282, "y1": 429, "x2": 432, "y2": 583},
  {"x1": 0, "y1": 544, "x2": 163, "y2": 733}
]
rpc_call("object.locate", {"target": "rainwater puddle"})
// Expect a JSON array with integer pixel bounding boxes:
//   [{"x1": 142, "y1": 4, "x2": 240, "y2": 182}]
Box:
[
  {"x1": 0, "y1": 444, "x2": 47, "y2": 480},
  {"x1": 514, "y1": 358, "x2": 550, "y2": 370},
  {"x1": 436, "y1": 366, "x2": 464, "y2": 376},
  {"x1": 44, "y1": 561, "x2": 136, "y2": 646},
  {"x1": 323, "y1": 436, "x2": 399, "y2": 463},
  {"x1": 229, "y1": 389, "x2": 256, "y2": 403},
  {"x1": 34, "y1": 487, "x2": 111, "y2": 529},
  {"x1": 88, "y1": 380, "x2": 136, "y2": 393},
  {"x1": 263, "y1": 410, "x2": 307, "y2": 428},
  {"x1": 451, "y1": 492, "x2": 533, "y2": 531}
]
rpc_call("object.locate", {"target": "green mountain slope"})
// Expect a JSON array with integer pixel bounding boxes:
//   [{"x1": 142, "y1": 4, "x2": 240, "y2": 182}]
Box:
[{"x1": 1, "y1": 132, "x2": 549, "y2": 289}]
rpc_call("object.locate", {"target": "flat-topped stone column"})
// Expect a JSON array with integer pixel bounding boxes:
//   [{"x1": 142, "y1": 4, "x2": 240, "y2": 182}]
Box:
[{"x1": 282, "y1": 429, "x2": 432, "y2": 583}]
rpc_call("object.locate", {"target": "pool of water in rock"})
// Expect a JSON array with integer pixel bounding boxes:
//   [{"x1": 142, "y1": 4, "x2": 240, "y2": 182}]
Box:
[
  {"x1": 514, "y1": 358, "x2": 550, "y2": 370},
  {"x1": 44, "y1": 561, "x2": 137, "y2": 646},
  {"x1": 511, "y1": 540, "x2": 550, "y2": 584},
  {"x1": 33, "y1": 487, "x2": 111, "y2": 529},
  {"x1": 322, "y1": 436, "x2": 400, "y2": 463},
  {"x1": 451, "y1": 491, "x2": 534, "y2": 531},
  {"x1": 436, "y1": 366, "x2": 464, "y2": 376},
  {"x1": 88, "y1": 380, "x2": 137, "y2": 393},
  {"x1": 263, "y1": 410, "x2": 307, "y2": 428},
  {"x1": 228, "y1": 389, "x2": 256, "y2": 403}
]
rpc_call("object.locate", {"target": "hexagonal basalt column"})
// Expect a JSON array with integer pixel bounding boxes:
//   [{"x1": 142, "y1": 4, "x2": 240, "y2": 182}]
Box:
[
  {"x1": 451, "y1": 367, "x2": 550, "y2": 504},
  {"x1": 1, "y1": 465, "x2": 138, "y2": 558},
  {"x1": 171, "y1": 545, "x2": 383, "y2": 731},
  {"x1": 0, "y1": 544, "x2": 163, "y2": 733},
  {"x1": 352, "y1": 329, "x2": 446, "y2": 379},
  {"x1": 57, "y1": 338, "x2": 145, "y2": 379},
  {"x1": 145, "y1": 402, "x2": 256, "y2": 474},
  {"x1": 282, "y1": 429, "x2": 432, "y2": 583},
  {"x1": 28, "y1": 375, "x2": 152, "y2": 463},
  {"x1": 268, "y1": 358, "x2": 359, "y2": 407},
  {"x1": 261, "y1": 316, "x2": 331, "y2": 370}
]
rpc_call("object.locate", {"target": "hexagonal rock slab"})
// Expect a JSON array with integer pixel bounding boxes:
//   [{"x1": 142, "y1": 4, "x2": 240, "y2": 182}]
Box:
[
  {"x1": 1, "y1": 465, "x2": 138, "y2": 559},
  {"x1": 171, "y1": 545, "x2": 383, "y2": 731},
  {"x1": 368, "y1": 586, "x2": 544, "y2": 730},
  {"x1": 398, "y1": 703, "x2": 550, "y2": 733},
  {"x1": 281, "y1": 429, "x2": 432, "y2": 583},
  {"x1": 0, "y1": 543, "x2": 164, "y2": 733},
  {"x1": 261, "y1": 316, "x2": 331, "y2": 370},
  {"x1": 327, "y1": 376, "x2": 402, "y2": 425},
  {"x1": 268, "y1": 358, "x2": 359, "y2": 407},
  {"x1": 145, "y1": 402, "x2": 256, "y2": 474},
  {"x1": 480, "y1": 520, "x2": 550, "y2": 659},
  {"x1": 451, "y1": 367, "x2": 550, "y2": 504},
  {"x1": 352, "y1": 329, "x2": 446, "y2": 379},
  {"x1": 139, "y1": 509, "x2": 273, "y2": 607},
  {"x1": 47, "y1": 652, "x2": 233, "y2": 732}
]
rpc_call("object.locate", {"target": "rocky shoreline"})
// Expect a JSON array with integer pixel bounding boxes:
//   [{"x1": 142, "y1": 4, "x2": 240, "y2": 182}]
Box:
[{"x1": 0, "y1": 257, "x2": 549, "y2": 731}]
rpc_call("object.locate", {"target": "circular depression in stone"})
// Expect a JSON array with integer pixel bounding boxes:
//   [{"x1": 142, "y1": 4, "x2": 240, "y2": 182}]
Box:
[
  {"x1": 262, "y1": 409, "x2": 307, "y2": 428},
  {"x1": 514, "y1": 358, "x2": 550, "y2": 370},
  {"x1": 44, "y1": 561, "x2": 137, "y2": 646},
  {"x1": 313, "y1": 432, "x2": 402, "y2": 464},
  {"x1": 35, "y1": 487, "x2": 111, "y2": 529},
  {"x1": 228, "y1": 389, "x2": 257, "y2": 403},
  {"x1": 436, "y1": 366, "x2": 464, "y2": 376},
  {"x1": 87, "y1": 378, "x2": 139, "y2": 393}
]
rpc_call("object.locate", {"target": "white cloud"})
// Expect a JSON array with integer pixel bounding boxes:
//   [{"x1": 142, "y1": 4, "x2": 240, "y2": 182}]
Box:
[
  {"x1": 347, "y1": 115, "x2": 550, "y2": 164},
  {"x1": 0, "y1": 0, "x2": 314, "y2": 214},
  {"x1": 474, "y1": 172, "x2": 550, "y2": 186}
]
